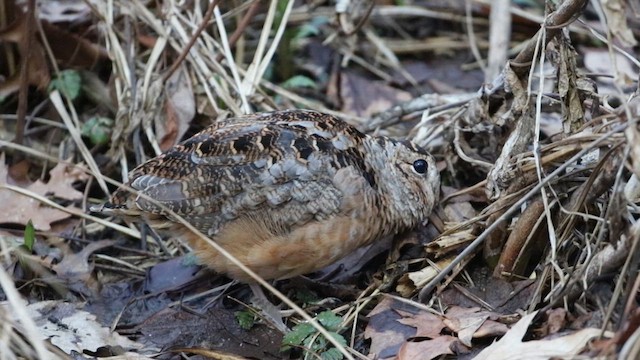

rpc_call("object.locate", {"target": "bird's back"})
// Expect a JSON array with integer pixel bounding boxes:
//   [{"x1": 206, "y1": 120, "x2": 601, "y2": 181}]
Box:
[{"x1": 106, "y1": 110, "x2": 374, "y2": 237}]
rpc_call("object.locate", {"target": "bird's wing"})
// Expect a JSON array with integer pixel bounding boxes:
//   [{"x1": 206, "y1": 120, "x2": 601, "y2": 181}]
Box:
[{"x1": 107, "y1": 110, "x2": 374, "y2": 235}]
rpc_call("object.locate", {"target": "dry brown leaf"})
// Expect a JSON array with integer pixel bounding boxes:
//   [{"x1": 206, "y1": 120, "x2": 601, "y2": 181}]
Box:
[
  {"x1": 52, "y1": 239, "x2": 117, "y2": 294},
  {"x1": 158, "y1": 66, "x2": 195, "y2": 150},
  {"x1": 366, "y1": 297, "x2": 465, "y2": 359},
  {"x1": 29, "y1": 161, "x2": 87, "y2": 200},
  {"x1": 439, "y1": 277, "x2": 536, "y2": 314},
  {"x1": 426, "y1": 229, "x2": 475, "y2": 258},
  {"x1": 443, "y1": 306, "x2": 508, "y2": 347},
  {"x1": 444, "y1": 307, "x2": 488, "y2": 347},
  {"x1": 473, "y1": 319, "x2": 510, "y2": 339},
  {"x1": 553, "y1": 36, "x2": 583, "y2": 134},
  {"x1": 365, "y1": 297, "x2": 419, "y2": 359},
  {"x1": 485, "y1": 63, "x2": 534, "y2": 200},
  {"x1": 396, "y1": 310, "x2": 445, "y2": 338},
  {"x1": 0, "y1": 157, "x2": 88, "y2": 230},
  {"x1": 442, "y1": 200, "x2": 478, "y2": 224},
  {"x1": 541, "y1": 307, "x2": 568, "y2": 336},
  {"x1": 396, "y1": 336, "x2": 457, "y2": 360},
  {"x1": 397, "y1": 256, "x2": 455, "y2": 296},
  {"x1": 7, "y1": 159, "x2": 32, "y2": 187}
]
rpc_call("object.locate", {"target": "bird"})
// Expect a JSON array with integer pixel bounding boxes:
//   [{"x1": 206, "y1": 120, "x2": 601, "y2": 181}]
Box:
[{"x1": 98, "y1": 109, "x2": 439, "y2": 329}]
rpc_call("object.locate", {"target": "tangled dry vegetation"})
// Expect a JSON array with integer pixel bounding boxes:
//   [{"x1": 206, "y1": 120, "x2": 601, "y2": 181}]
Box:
[{"x1": 1, "y1": 0, "x2": 639, "y2": 359}]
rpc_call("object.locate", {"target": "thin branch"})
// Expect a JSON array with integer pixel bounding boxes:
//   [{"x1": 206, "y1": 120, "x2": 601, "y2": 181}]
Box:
[{"x1": 14, "y1": 0, "x2": 37, "y2": 146}]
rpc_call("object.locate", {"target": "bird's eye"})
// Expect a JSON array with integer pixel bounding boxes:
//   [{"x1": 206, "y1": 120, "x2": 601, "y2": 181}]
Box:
[{"x1": 412, "y1": 159, "x2": 428, "y2": 174}]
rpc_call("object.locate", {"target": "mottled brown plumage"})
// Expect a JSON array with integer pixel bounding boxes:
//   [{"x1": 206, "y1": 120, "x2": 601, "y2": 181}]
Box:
[{"x1": 103, "y1": 109, "x2": 440, "y2": 282}]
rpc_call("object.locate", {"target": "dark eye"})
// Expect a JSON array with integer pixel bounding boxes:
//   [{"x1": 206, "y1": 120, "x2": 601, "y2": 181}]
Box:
[{"x1": 412, "y1": 159, "x2": 428, "y2": 174}]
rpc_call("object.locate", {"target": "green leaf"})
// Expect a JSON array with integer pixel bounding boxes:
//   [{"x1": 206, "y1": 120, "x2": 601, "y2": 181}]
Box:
[
  {"x1": 282, "y1": 323, "x2": 315, "y2": 349},
  {"x1": 294, "y1": 288, "x2": 319, "y2": 305},
  {"x1": 303, "y1": 332, "x2": 326, "y2": 350},
  {"x1": 235, "y1": 310, "x2": 257, "y2": 330},
  {"x1": 281, "y1": 75, "x2": 317, "y2": 90},
  {"x1": 281, "y1": 315, "x2": 347, "y2": 358},
  {"x1": 326, "y1": 331, "x2": 347, "y2": 347},
  {"x1": 81, "y1": 117, "x2": 113, "y2": 146},
  {"x1": 321, "y1": 348, "x2": 344, "y2": 360},
  {"x1": 48, "y1": 70, "x2": 82, "y2": 100},
  {"x1": 23, "y1": 220, "x2": 35, "y2": 252},
  {"x1": 317, "y1": 311, "x2": 342, "y2": 332},
  {"x1": 294, "y1": 16, "x2": 328, "y2": 40},
  {"x1": 295, "y1": 23, "x2": 319, "y2": 39}
]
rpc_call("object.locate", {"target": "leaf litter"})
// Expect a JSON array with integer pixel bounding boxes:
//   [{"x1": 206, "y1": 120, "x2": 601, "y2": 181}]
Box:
[
  {"x1": 0, "y1": 156, "x2": 88, "y2": 230},
  {"x1": 0, "y1": 0, "x2": 639, "y2": 359}
]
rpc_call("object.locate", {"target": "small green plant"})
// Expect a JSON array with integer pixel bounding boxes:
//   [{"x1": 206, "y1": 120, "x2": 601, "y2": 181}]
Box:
[
  {"x1": 282, "y1": 310, "x2": 347, "y2": 360},
  {"x1": 22, "y1": 220, "x2": 35, "y2": 252},
  {"x1": 17, "y1": 220, "x2": 36, "y2": 272},
  {"x1": 81, "y1": 116, "x2": 113, "y2": 146},
  {"x1": 235, "y1": 310, "x2": 258, "y2": 330},
  {"x1": 293, "y1": 288, "x2": 319, "y2": 306},
  {"x1": 294, "y1": 16, "x2": 328, "y2": 41},
  {"x1": 48, "y1": 70, "x2": 82, "y2": 100},
  {"x1": 281, "y1": 75, "x2": 317, "y2": 90}
]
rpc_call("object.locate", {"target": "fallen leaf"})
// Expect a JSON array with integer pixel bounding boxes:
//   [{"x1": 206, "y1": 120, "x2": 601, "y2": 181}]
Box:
[
  {"x1": 541, "y1": 307, "x2": 568, "y2": 336},
  {"x1": 0, "y1": 156, "x2": 88, "y2": 230},
  {"x1": 396, "y1": 310, "x2": 445, "y2": 338},
  {"x1": 158, "y1": 66, "x2": 195, "y2": 150},
  {"x1": 143, "y1": 256, "x2": 202, "y2": 294},
  {"x1": 444, "y1": 308, "x2": 488, "y2": 347},
  {"x1": 397, "y1": 256, "x2": 455, "y2": 296},
  {"x1": 17, "y1": 300, "x2": 151, "y2": 356},
  {"x1": 7, "y1": 159, "x2": 31, "y2": 187},
  {"x1": 474, "y1": 311, "x2": 606, "y2": 360},
  {"x1": 473, "y1": 319, "x2": 510, "y2": 339},
  {"x1": 27, "y1": 160, "x2": 87, "y2": 201},
  {"x1": 340, "y1": 71, "x2": 411, "y2": 118},
  {"x1": 425, "y1": 231, "x2": 475, "y2": 258},
  {"x1": 397, "y1": 336, "x2": 457, "y2": 360},
  {"x1": 444, "y1": 306, "x2": 508, "y2": 347},
  {"x1": 51, "y1": 239, "x2": 117, "y2": 295},
  {"x1": 365, "y1": 297, "x2": 417, "y2": 359}
]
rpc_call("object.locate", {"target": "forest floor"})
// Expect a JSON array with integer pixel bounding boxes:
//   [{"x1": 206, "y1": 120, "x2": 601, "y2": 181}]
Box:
[{"x1": 1, "y1": 0, "x2": 639, "y2": 359}]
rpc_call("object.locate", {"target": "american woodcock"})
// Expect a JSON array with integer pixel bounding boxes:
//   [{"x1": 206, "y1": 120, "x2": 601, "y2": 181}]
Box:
[{"x1": 100, "y1": 109, "x2": 439, "y2": 318}]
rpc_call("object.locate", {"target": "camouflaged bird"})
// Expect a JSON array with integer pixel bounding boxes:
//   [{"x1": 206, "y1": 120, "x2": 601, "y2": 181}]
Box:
[{"x1": 103, "y1": 109, "x2": 440, "y2": 283}]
